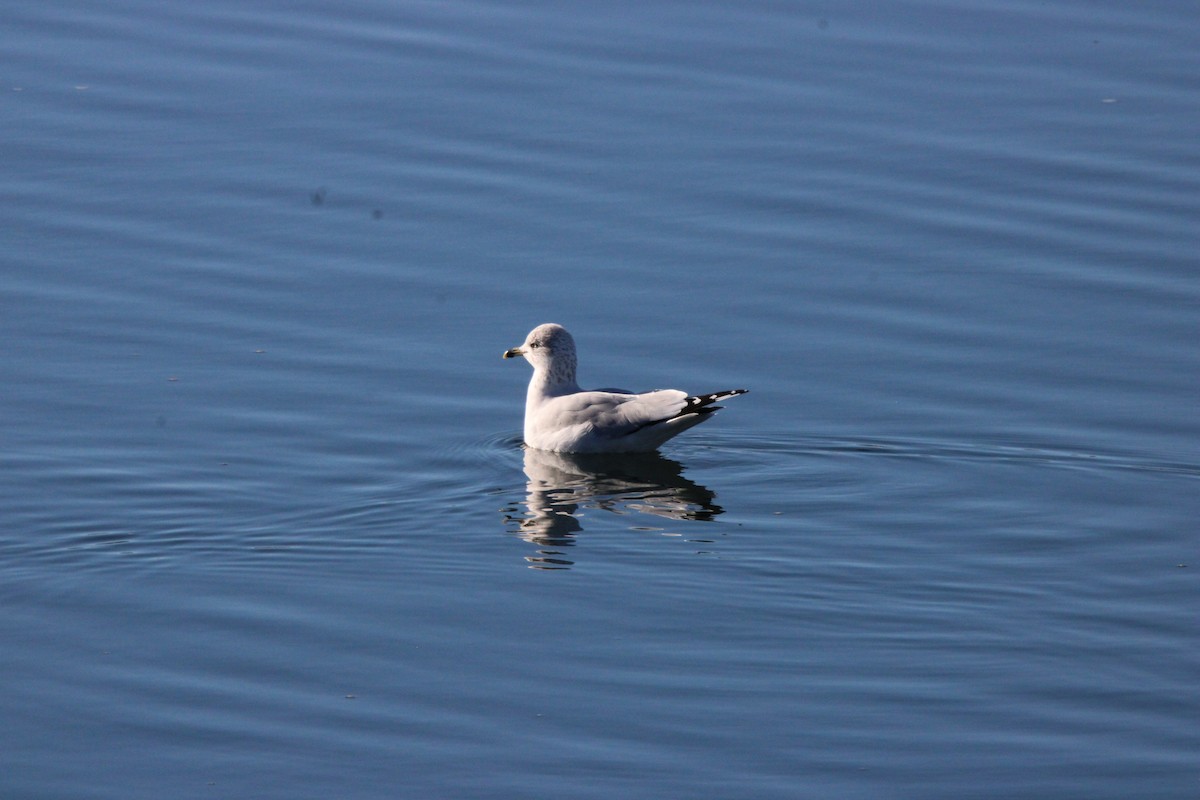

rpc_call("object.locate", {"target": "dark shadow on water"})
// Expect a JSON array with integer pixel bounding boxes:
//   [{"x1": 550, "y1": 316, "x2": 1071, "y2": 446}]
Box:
[{"x1": 501, "y1": 448, "x2": 724, "y2": 569}]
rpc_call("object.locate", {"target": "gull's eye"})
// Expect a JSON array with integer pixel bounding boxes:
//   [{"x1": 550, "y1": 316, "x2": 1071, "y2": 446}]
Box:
[{"x1": 530, "y1": 342, "x2": 541, "y2": 348}]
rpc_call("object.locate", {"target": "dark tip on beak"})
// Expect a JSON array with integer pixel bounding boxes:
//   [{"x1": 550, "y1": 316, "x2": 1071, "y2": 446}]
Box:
[{"x1": 502, "y1": 347, "x2": 524, "y2": 360}]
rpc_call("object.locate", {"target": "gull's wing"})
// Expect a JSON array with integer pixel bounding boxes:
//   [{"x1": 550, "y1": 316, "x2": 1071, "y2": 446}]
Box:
[{"x1": 531, "y1": 389, "x2": 747, "y2": 452}]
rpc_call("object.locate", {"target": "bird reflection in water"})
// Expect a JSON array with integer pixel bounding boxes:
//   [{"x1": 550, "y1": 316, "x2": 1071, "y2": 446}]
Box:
[{"x1": 501, "y1": 447, "x2": 725, "y2": 569}]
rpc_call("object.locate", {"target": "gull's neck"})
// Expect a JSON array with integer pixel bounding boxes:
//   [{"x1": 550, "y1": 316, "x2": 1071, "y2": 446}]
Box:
[{"x1": 527, "y1": 354, "x2": 580, "y2": 401}]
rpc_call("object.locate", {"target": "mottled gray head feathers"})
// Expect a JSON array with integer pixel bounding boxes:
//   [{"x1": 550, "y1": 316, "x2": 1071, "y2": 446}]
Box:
[{"x1": 506, "y1": 323, "x2": 579, "y2": 387}]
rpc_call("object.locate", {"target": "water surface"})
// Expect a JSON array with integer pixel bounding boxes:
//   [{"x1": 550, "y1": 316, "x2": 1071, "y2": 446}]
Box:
[{"x1": 2, "y1": 1, "x2": 1197, "y2": 798}]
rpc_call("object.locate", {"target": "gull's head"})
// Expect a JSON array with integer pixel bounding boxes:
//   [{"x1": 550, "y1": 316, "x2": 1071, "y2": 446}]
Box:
[{"x1": 503, "y1": 323, "x2": 577, "y2": 377}]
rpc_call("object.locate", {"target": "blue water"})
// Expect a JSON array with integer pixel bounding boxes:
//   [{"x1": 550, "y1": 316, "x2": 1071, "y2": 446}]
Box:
[{"x1": 2, "y1": 1, "x2": 1197, "y2": 798}]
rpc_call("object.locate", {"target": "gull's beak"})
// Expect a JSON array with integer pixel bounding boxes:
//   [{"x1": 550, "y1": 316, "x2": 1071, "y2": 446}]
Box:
[{"x1": 502, "y1": 346, "x2": 524, "y2": 360}]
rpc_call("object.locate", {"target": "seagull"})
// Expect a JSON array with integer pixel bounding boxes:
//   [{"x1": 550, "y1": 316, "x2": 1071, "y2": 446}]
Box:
[{"x1": 503, "y1": 323, "x2": 747, "y2": 453}]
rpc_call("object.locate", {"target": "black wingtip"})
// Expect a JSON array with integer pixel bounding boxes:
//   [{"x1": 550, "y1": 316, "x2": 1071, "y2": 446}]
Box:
[{"x1": 682, "y1": 389, "x2": 749, "y2": 414}]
